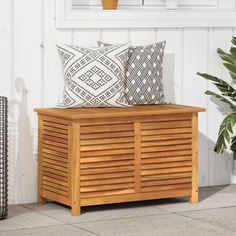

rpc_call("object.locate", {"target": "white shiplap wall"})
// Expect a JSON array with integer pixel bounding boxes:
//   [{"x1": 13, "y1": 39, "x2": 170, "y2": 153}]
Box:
[{"x1": 1, "y1": 0, "x2": 236, "y2": 204}]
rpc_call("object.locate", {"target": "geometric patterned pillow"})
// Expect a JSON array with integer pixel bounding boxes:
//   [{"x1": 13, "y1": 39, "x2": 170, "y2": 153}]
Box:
[
  {"x1": 98, "y1": 41, "x2": 167, "y2": 105},
  {"x1": 56, "y1": 43, "x2": 130, "y2": 107}
]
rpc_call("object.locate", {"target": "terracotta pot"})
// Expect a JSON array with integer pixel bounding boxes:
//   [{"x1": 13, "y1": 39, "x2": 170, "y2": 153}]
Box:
[{"x1": 102, "y1": 0, "x2": 118, "y2": 10}]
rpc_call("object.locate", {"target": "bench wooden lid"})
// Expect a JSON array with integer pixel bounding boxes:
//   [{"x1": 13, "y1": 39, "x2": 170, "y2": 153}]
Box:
[{"x1": 34, "y1": 104, "x2": 205, "y2": 120}]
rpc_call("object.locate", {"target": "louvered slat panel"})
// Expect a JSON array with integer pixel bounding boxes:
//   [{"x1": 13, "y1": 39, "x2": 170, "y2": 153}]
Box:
[
  {"x1": 42, "y1": 118, "x2": 69, "y2": 199},
  {"x1": 80, "y1": 123, "x2": 135, "y2": 198},
  {"x1": 141, "y1": 117, "x2": 192, "y2": 193}
]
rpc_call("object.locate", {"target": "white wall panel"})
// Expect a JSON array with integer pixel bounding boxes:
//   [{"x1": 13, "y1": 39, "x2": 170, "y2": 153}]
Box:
[
  {"x1": 182, "y1": 29, "x2": 209, "y2": 187},
  {"x1": 2, "y1": 0, "x2": 236, "y2": 204},
  {"x1": 208, "y1": 29, "x2": 234, "y2": 186},
  {"x1": 12, "y1": 0, "x2": 43, "y2": 204}
]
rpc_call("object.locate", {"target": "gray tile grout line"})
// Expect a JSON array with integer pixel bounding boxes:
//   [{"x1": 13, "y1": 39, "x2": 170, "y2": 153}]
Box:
[
  {"x1": 174, "y1": 211, "x2": 236, "y2": 234},
  {"x1": 0, "y1": 224, "x2": 68, "y2": 234},
  {"x1": 71, "y1": 224, "x2": 101, "y2": 236}
]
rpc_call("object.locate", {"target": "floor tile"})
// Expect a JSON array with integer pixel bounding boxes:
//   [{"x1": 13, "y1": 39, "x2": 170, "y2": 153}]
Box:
[
  {"x1": 75, "y1": 213, "x2": 235, "y2": 236},
  {"x1": 0, "y1": 205, "x2": 63, "y2": 232},
  {"x1": 23, "y1": 200, "x2": 168, "y2": 224},
  {"x1": 180, "y1": 206, "x2": 236, "y2": 233},
  {"x1": 155, "y1": 187, "x2": 236, "y2": 213},
  {"x1": 0, "y1": 225, "x2": 97, "y2": 236}
]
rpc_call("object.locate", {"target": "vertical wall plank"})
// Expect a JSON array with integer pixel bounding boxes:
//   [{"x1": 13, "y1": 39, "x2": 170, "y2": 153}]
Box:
[
  {"x1": 43, "y1": 0, "x2": 73, "y2": 107},
  {"x1": 157, "y1": 29, "x2": 183, "y2": 104},
  {"x1": 13, "y1": 0, "x2": 42, "y2": 203},
  {"x1": 101, "y1": 29, "x2": 130, "y2": 43},
  {"x1": 130, "y1": 28, "x2": 157, "y2": 45},
  {"x1": 73, "y1": 29, "x2": 101, "y2": 46},
  {"x1": 218, "y1": 0, "x2": 235, "y2": 9},
  {"x1": 0, "y1": 0, "x2": 14, "y2": 205},
  {"x1": 208, "y1": 28, "x2": 233, "y2": 186},
  {"x1": 182, "y1": 29, "x2": 209, "y2": 187}
]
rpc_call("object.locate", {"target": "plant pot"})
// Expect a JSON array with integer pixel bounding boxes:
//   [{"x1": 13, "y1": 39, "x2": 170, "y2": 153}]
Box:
[{"x1": 102, "y1": 0, "x2": 118, "y2": 10}]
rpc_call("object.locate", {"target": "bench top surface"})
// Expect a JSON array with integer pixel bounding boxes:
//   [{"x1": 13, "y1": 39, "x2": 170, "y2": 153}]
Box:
[{"x1": 34, "y1": 104, "x2": 205, "y2": 120}]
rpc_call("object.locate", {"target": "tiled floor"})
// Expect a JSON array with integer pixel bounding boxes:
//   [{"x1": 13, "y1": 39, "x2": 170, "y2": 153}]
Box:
[{"x1": 1, "y1": 185, "x2": 236, "y2": 235}]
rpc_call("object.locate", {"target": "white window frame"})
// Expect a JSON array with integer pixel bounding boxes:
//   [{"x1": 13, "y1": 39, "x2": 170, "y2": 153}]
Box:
[{"x1": 56, "y1": 0, "x2": 236, "y2": 29}]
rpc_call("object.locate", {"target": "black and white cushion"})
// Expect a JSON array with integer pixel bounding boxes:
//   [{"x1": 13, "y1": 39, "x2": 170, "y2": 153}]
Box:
[
  {"x1": 98, "y1": 41, "x2": 167, "y2": 105},
  {"x1": 57, "y1": 43, "x2": 130, "y2": 107}
]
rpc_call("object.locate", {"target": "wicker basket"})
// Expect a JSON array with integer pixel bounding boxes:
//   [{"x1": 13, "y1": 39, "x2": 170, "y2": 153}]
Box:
[{"x1": 0, "y1": 97, "x2": 8, "y2": 220}]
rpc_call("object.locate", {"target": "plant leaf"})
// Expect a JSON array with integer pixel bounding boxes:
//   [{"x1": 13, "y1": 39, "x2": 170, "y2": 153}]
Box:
[
  {"x1": 205, "y1": 90, "x2": 236, "y2": 111},
  {"x1": 197, "y1": 72, "x2": 236, "y2": 103},
  {"x1": 214, "y1": 114, "x2": 236, "y2": 153}
]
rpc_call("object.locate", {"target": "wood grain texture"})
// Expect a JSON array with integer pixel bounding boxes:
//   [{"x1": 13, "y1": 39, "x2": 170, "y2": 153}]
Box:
[
  {"x1": 36, "y1": 105, "x2": 204, "y2": 216},
  {"x1": 190, "y1": 113, "x2": 199, "y2": 203}
]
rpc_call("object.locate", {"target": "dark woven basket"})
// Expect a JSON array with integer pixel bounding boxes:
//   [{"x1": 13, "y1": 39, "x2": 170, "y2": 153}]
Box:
[{"x1": 0, "y1": 97, "x2": 8, "y2": 220}]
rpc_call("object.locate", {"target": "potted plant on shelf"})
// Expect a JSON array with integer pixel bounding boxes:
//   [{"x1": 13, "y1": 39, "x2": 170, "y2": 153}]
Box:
[
  {"x1": 197, "y1": 36, "x2": 236, "y2": 155},
  {"x1": 102, "y1": 0, "x2": 118, "y2": 9}
]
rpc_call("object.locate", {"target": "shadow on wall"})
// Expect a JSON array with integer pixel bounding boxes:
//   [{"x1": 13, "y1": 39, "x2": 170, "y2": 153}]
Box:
[
  {"x1": 8, "y1": 77, "x2": 37, "y2": 204},
  {"x1": 163, "y1": 53, "x2": 176, "y2": 103}
]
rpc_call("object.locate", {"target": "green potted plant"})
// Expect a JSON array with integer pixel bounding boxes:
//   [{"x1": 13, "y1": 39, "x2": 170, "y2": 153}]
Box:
[
  {"x1": 197, "y1": 36, "x2": 236, "y2": 154},
  {"x1": 102, "y1": 0, "x2": 118, "y2": 9}
]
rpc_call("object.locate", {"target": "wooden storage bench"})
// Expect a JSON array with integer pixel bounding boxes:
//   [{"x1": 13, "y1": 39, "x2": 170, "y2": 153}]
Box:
[{"x1": 34, "y1": 104, "x2": 205, "y2": 216}]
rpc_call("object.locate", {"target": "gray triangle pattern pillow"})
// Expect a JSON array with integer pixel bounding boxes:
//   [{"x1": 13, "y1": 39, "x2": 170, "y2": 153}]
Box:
[
  {"x1": 57, "y1": 43, "x2": 130, "y2": 108},
  {"x1": 98, "y1": 41, "x2": 167, "y2": 105}
]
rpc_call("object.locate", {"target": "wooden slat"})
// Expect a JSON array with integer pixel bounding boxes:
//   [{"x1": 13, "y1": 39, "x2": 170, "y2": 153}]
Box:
[
  {"x1": 141, "y1": 178, "x2": 192, "y2": 187},
  {"x1": 80, "y1": 131, "x2": 133, "y2": 140},
  {"x1": 43, "y1": 135, "x2": 68, "y2": 144},
  {"x1": 134, "y1": 122, "x2": 141, "y2": 193},
  {"x1": 42, "y1": 190, "x2": 70, "y2": 206},
  {"x1": 141, "y1": 144, "x2": 192, "y2": 153},
  {"x1": 43, "y1": 161, "x2": 68, "y2": 173},
  {"x1": 43, "y1": 185, "x2": 68, "y2": 197},
  {"x1": 43, "y1": 153, "x2": 68, "y2": 163},
  {"x1": 43, "y1": 171, "x2": 68, "y2": 182},
  {"x1": 142, "y1": 183, "x2": 192, "y2": 192},
  {"x1": 44, "y1": 121, "x2": 68, "y2": 130},
  {"x1": 80, "y1": 114, "x2": 193, "y2": 126},
  {"x1": 43, "y1": 140, "x2": 68, "y2": 149},
  {"x1": 81, "y1": 124, "x2": 134, "y2": 134},
  {"x1": 141, "y1": 167, "x2": 192, "y2": 176},
  {"x1": 81, "y1": 188, "x2": 135, "y2": 198},
  {"x1": 81, "y1": 189, "x2": 192, "y2": 206},
  {"x1": 43, "y1": 149, "x2": 68, "y2": 158},
  {"x1": 141, "y1": 172, "x2": 192, "y2": 181},
  {"x1": 81, "y1": 166, "x2": 134, "y2": 175},
  {"x1": 142, "y1": 150, "x2": 192, "y2": 158},
  {"x1": 43, "y1": 144, "x2": 68, "y2": 154},
  {"x1": 43, "y1": 130, "x2": 68, "y2": 139},
  {"x1": 81, "y1": 171, "x2": 134, "y2": 181},
  {"x1": 81, "y1": 154, "x2": 134, "y2": 163},
  {"x1": 141, "y1": 161, "x2": 192, "y2": 170},
  {"x1": 43, "y1": 180, "x2": 68, "y2": 192},
  {"x1": 81, "y1": 137, "x2": 134, "y2": 145},
  {"x1": 142, "y1": 128, "x2": 192, "y2": 136},
  {"x1": 43, "y1": 176, "x2": 68, "y2": 187},
  {"x1": 80, "y1": 143, "x2": 134, "y2": 151},
  {"x1": 142, "y1": 120, "x2": 191, "y2": 130},
  {"x1": 81, "y1": 177, "x2": 134, "y2": 187},
  {"x1": 81, "y1": 160, "x2": 134, "y2": 169},
  {"x1": 141, "y1": 139, "x2": 191, "y2": 147},
  {"x1": 44, "y1": 125, "x2": 68, "y2": 134},
  {"x1": 81, "y1": 148, "x2": 134, "y2": 157},
  {"x1": 81, "y1": 183, "x2": 134, "y2": 192},
  {"x1": 43, "y1": 167, "x2": 68, "y2": 177},
  {"x1": 44, "y1": 158, "x2": 69, "y2": 167},
  {"x1": 141, "y1": 156, "x2": 191, "y2": 164},
  {"x1": 141, "y1": 133, "x2": 192, "y2": 141},
  {"x1": 43, "y1": 116, "x2": 71, "y2": 125}
]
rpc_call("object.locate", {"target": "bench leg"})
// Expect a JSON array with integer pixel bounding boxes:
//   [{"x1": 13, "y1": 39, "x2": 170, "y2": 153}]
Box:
[
  {"x1": 189, "y1": 188, "x2": 198, "y2": 204},
  {"x1": 38, "y1": 196, "x2": 46, "y2": 205},
  {"x1": 71, "y1": 203, "x2": 81, "y2": 216}
]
